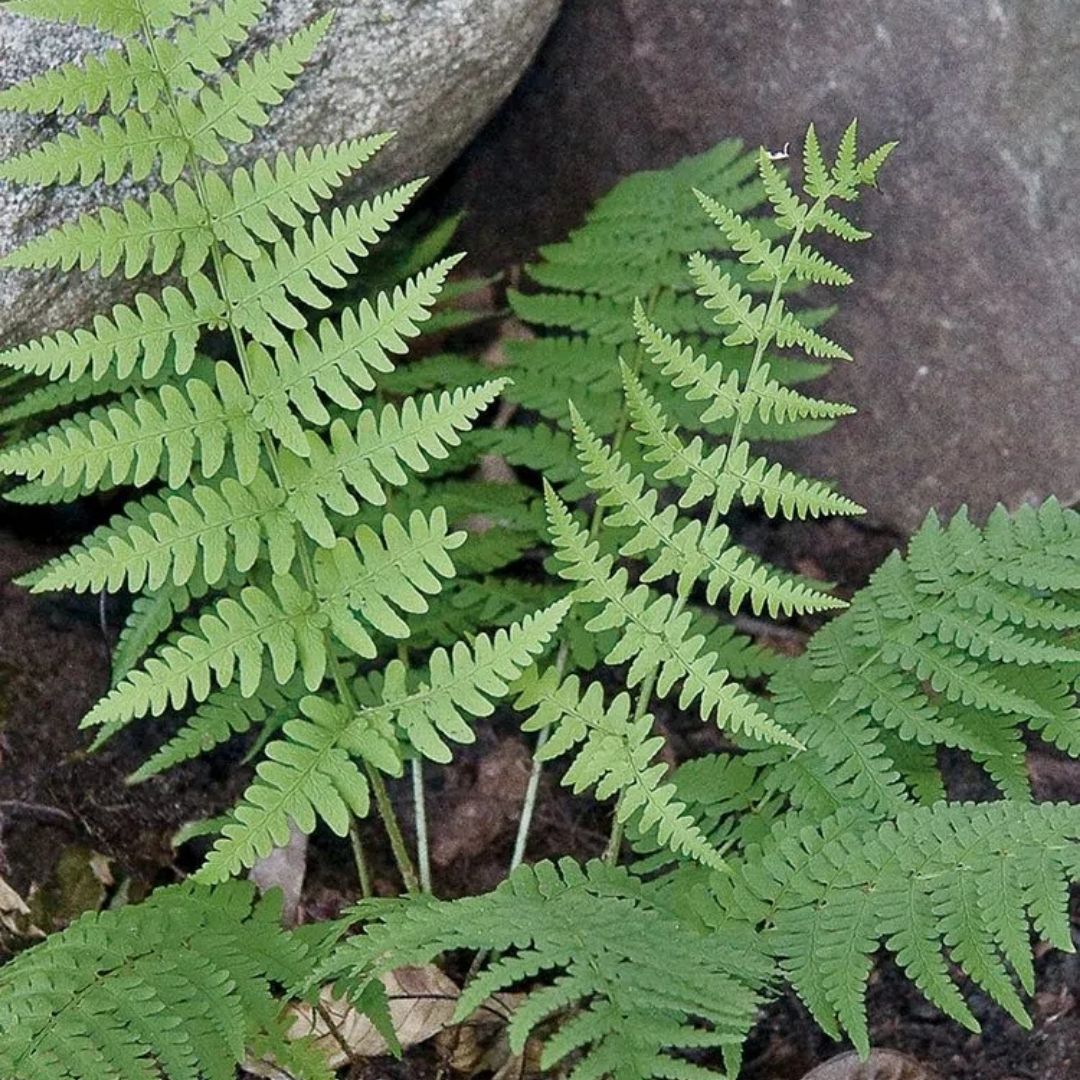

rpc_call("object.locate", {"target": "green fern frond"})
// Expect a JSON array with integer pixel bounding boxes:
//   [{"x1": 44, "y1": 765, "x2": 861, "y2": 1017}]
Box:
[
  {"x1": 0, "y1": 363, "x2": 260, "y2": 498},
  {"x1": 719, "y1": 800, "x2": 1080, "y2": 1055},
  {"x1": 545, "y1": 483, "x2": 798, "y2": 747},
  {"x1": 318, "y1": 858, "x2": 768, "y2": 1080},
  {"x1": 2, "y1": 136, "x2": 387, "y2": 280},
  {"x1": 516, "y1": 666, "x2": 728, "y2": 870},
  {"x1": 198, "y1": 601, "x2": 568, "y2": 878},
  {"x1": 569, "y1": 403, "x2": 846, "y2": 615},
  {"x1": 279, "y1": 380, "x2": 507, "y2": 517},
  {"x1": 0, "y1": 274, "x2": 223, "y2": 382},
  {"x1": 246, "y1": 255, "x2": 462, "y2": 435},
  {"x1": 25, "y1": 470, "x2": 295, "y2": 594},
  {"x1": 380, "y1": 599, "x2": 571, "y2": 763},
  {"x1": 0, "y1": 1, "x2": 265, "y2": 116},
  {"x1": 224, "y1": 179, "x2": 425, "y2": 345},
  {"x1": 0, "y1": 879, "x2": 331, "y2": 1080},
  {"x1": 128, "y1": 677, "x2": 297, "y2": 783},
  {"x1": 81, "y1": 508, "x2": 462, "y2": 738},
  {"x1": 752, "y1": 501, "x2": 1080, "y2": 815},
  {"x1": 0, "y1": 15, "x2": 330, "y2": 187},
  {"x1": 4, "y1": 0, "x2": 196, "y2": 35}
]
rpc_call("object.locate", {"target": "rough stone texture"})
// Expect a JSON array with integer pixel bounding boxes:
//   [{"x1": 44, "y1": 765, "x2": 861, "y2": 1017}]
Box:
[
  {"x1": 0, "y1": 0, "x2": 561, "y2": 349},
  {"x1": 436, "y1": 1, "x2": 1079, "y2": 532},
  {"x1": 800, "y1": 1050, "x2": 937, "y2": 1080}
]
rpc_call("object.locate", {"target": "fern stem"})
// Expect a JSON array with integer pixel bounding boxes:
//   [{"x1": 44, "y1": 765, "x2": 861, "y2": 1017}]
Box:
[
  {"x1": 348, "y1": 821, "x2": 373, "y2": 899},
  {"x1": 509, "y1": 641, "x2": 568, "y2": 871},
  {"x1": 412, "y1": 757, "x2": 433, "y2": 892},
  {"x1": 369, "y1": 769, "x2": 421, "y2": 893},
  {"x1": 139, "y1": 9, "x2": 420, "y2": 895}
]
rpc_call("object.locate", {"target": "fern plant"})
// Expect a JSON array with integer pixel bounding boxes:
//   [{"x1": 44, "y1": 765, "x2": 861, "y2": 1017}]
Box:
[
  {"x1": 2, "y1": 17, "x2": 1078, "y2": 1073},
  {"x1": 0, "y1": 0, "x2": 570, "y2": 892},
  {"x1": 502, "y1": 122, "x2": 891, "y2": 873},
  {"x1": 313, "y1": 126, "x2": 1080, "y2": 1079}
]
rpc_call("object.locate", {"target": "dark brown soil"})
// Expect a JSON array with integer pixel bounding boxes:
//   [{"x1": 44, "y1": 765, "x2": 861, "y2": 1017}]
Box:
[{"x1": 1, "y1": 515, "x2": 1077, "y2": 1080}]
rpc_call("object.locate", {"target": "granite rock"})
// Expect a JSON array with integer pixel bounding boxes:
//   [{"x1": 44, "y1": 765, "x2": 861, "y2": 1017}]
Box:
[
  {"x1": 439, "y1": 0, "x2": 1079, "y2": 531},
  {"x1": 0, "y1": 0, "x2": 561, "y2": 349}
]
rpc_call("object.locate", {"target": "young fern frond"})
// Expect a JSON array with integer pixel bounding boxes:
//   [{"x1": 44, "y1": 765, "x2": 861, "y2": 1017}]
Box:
[{"x1": 515, "y1": 124, "x2": 890, "y2": 872}]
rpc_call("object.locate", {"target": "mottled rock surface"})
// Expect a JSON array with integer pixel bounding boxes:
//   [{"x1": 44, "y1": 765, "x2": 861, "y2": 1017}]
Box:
[
  {"x1": 0, "y1": 0, "x2": 561, "y2": 349},
  {"x1": 439, "y1": 0, "x2": 1079, "y2": 531}
]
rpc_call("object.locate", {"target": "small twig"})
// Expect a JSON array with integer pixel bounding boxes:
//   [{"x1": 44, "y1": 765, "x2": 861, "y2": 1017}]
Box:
[{"x1": 0, "y1": 800, "x2": 74, "y2": 825}]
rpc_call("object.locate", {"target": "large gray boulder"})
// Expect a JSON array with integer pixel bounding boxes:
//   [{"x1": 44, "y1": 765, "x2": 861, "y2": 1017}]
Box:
[
  {"x1": 441, "y1": 0, "x2": 1079, "y2": 532},
  {"x1": 0, "y1": 0, "x2": 561, "y2": 350}
]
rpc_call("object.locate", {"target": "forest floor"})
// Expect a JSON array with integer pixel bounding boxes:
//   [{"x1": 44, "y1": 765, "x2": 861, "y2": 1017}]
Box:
[{"x1": 0, "y1": 503, "x2": 1077, "y2": 1080}]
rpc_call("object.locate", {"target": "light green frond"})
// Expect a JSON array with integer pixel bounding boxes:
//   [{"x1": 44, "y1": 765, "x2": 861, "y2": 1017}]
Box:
[
  {"x1": 0, "y1": 0, "x2": 266, "y2": 115},
  {"x1": 280, "y1": 380, "x2": 507, "y2": 517},
  {"x1": 110, "y1": 570, "x2": 230, "y2": 682},
  {"x1": 630, "y1": 307, "x2": 852, "y2": 428},
  {"x1": 516, "y1": 666, "x2": 727, "y2": 870},
  {"x1": 197, "y1": 694, "x2": 375, "y2": 879},
  {"x1": 377, "y1": 599, "x2": 570, "y2": 763},
  {"x1": 200, "y1": 602, "x2": 567, "y2": 878},
  {"x1": 545, "y1": 484, "x2": 799, "y2": 747},
  {"x1": 246, "y1": 256, "x2": 461, "y2": 436},
  {"x1": 310, "y1": 507, "x2": 464, "y2": 652},
  {"x1": 25, "y1": 469, "x2": 294, "y2": 595},
  {"x1": 175, "y1": 13, "x2": 331, "y2": 162},
  {"x1": 210, "y1": 134, "x2": 391, "y2": 258},
  {"x1": 613, "y1": 376, "x2": 862, "y2": 521},
  {"x1": 128, "y1": 677, "x2": 297, "y2": 783},
  {"x1": 226, "y1": 180, "x2": 425, "y2": 345},
  {"x1": 4, "y1": 0, "x2": 194, "y2": 35},
  {"x1": 802, "y1": 123, "x2": 830, "y2": 200},
  {"x1": 774, "y1": 307, "x2": 851, "y2": 360},
  {"x1": 692, "y1": 191, "x2": 784, "y2": 280},
  {"x1": 0, "y1": 274, "x2": 223, "y2": 383},
  {"x1": 570, "y1": 405, "x2": 844, "y2": 616},
  {"x1": 685, "y1": 251, "x2": 768, "y2": 347},
  {"x1": 81, "y1": 574, "x2": 331, "y2": 738},
  {"x1": 0, "y1": 363, "x2": 260, "y2": 497},
  {"x1": 0, "y1": 37, "x2": 161, "y2": 116},
  {"x1": 0, "y1": 16, "x2": 329, "y2": 186},
  {"x1": 757, "y1": 151, "x2": 808, "y2": 231},
  {"x1": 4, "y1": 181, "x2": 210, "y2": 278}
]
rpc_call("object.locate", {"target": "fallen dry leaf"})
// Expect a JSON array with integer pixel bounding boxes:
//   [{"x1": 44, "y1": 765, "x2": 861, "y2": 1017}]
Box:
[
  {"x1": 800, "y1": 1049, "x2": 938, "y2": 1080},
  {"x1": 248, "y1": 820, "x2": 308, "y2": 928},
  {"x1": 439, "y1": 992, "x2": 532, "y2": 1077},
  {"x1": 0, "y1": 873, "x2": 41, "y2": 941},
  {"x1": 246, "y1": 964, "x2": 460, "y2": 1077}
]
